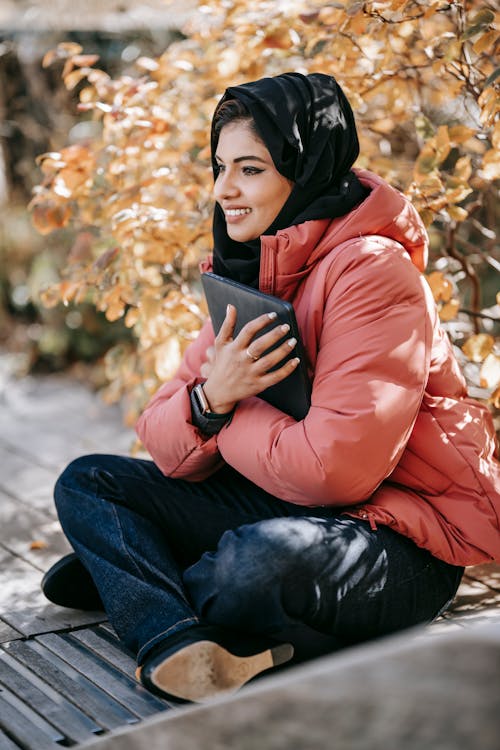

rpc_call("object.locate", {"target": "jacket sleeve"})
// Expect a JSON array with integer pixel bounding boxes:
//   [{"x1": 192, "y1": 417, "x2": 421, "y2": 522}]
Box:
[
  {"x1": 136, "y1": 320, "x2": 225, "y2": 480},
  {"x1": 216, "y1": 240, "x2": 433, "y2": 506}
]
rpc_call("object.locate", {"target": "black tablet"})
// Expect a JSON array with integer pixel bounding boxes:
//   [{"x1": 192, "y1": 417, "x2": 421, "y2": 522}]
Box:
[{"x1": 201, "y1": 272, "x2": 311, "y2": 420}]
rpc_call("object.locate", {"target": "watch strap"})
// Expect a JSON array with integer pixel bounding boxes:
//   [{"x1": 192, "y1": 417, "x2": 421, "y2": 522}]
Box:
[{"x1": 190, "y1": 384, "x2": 233, "y2": 436}]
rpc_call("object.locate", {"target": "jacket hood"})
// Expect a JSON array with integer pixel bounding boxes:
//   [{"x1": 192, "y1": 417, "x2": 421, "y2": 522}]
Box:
[
  {"x1": 258, "y1": 169, "x2": 428, "y2": 297},
  {"x1": 333, "y1": 169, "x2": 428, "y2": 272}
]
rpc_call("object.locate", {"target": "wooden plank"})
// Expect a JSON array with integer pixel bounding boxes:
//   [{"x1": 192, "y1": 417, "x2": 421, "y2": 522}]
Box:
[
  {"x1": 0, "y1": 650, "x2": 101, "y2": 743},
  {"x1": 0, "y1": 491, "x2": 71, "y2": 571},
  {"x1": 2, "y1": 639, "x2": 137, "y2": 730},
  {"x1": 70, "y1": 629, "x2": 168, "y2": 710},
  {"x1": 0, "y1": 619, "x2": 22, "y2": 645},
  {"x1": 2, "y1": 605, "x2": 106, "y2": 637},
  {"x1": 0, "y1": 729, "x2": 22, "y2": 750},
  {"x1": 72, "y1": 627, "x2": 139, "y2": 677},
  {"x1": 0, "y1": 445, "x2": 57, "y2": 510},
  {"x1": 0, "y1": 546, "x2": 47, "y2": 613},
  {"x1": 0, "y1": 691, "x2": 63, "y2": 750},
  {"x1": 38, "y1": 632, "x2": 168, "y2": 718}
]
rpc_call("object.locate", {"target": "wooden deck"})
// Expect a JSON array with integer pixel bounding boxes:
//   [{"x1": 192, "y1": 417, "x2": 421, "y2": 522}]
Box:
[{"x1": 0, "y1": 355, "x2": 499, "y2": 749}]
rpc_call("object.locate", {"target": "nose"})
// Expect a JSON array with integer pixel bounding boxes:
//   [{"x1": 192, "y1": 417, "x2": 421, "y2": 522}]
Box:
[{"x1": 214, "y1": 169, "x2": 240, "y2": 202}]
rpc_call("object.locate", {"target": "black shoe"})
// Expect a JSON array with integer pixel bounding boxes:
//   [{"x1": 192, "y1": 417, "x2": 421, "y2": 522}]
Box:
[
  {"x1": 138, "y1": 624, "x2": 294, "y2": 704},
  {"x1": 41, "y1": 553, "x2": 104, "y2": 610}
]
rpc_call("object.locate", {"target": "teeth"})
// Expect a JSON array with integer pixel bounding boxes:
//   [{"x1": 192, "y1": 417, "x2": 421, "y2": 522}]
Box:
[{"x1": 225, "y1": 208, "x2": 251, "y2": 216}]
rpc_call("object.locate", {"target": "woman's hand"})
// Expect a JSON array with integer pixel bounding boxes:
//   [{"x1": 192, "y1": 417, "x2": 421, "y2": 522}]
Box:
[{"x1": 202, "y1": 304, "x2": 300, "y2": 414}]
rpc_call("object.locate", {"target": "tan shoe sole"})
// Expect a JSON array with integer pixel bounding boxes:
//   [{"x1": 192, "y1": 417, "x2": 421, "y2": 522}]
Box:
[{"x1": 146, "y1": 640, "x2": 292, "y2": 703}]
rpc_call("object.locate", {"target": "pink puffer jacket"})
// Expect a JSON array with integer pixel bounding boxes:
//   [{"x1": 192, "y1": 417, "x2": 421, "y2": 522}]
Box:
[{"x1": 137, "y1": 169, "x2": 500, "y2": 566}]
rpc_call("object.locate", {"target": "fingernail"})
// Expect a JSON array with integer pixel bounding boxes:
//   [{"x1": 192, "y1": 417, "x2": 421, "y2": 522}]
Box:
[
  {"x1": 293, "y1": 357, "x2": 300, "y2": 364},
  {"x1": 281, "y1": 323, "x2": 290, "y2": 333},
  {"x1": 287, "y1": 337, "x2": 297, "y2": 348},
  {"x1": 268, "y1": 312, "x2": 277, "y2": 320},
  {"x1": 227, "y1": 304, "x2": 231, "y2": 314}
]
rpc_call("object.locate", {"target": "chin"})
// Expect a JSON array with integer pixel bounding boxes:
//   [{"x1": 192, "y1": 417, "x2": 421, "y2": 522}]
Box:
[{"x1": 227, "y1": 228, "x2": 259, "y2": 243}]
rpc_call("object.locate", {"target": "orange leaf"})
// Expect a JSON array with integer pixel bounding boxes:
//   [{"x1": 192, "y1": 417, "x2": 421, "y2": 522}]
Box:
[
  {"x1": 32, "y1": 201, "x2": 72, "y2": 235},
  {"x1": 426, "y1": 271, "x2": 453, "y2": 303},
  {"x1": 462, "y1": 334, "x2": 495, "y2": 363},
  {"x1": 30, "y1": 540, "x2": 48, "y2": 550},
  {"x1": 489, "y1": 385, "x2": 500, "y2": 409},
  {"x1": 439, "y1": 299, "x2": 460, "y2": 321},
  {"x1": 72, "y1": 54, "x2": 100, "y2": 67}
]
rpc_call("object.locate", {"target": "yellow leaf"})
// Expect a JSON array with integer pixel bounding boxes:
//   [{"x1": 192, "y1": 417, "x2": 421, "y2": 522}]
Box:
[
  {"x1": 435, "y1": 126, "x2": 450, "y2": 163},
  {"x1": 439, "y1": 299, "x2": 460, "y2": 321},
  {"x1": 462, "y1": 333, "x2": 495, "y2": 363},
  {"x1": 125, "y1": 307, "x2": 140, "y2": 328},
  {"x1": 105, "y1": 302, "x2": 125, "y2": 322},
  {"x1": 447, "y1": 205, "x2": 468, "y2": 222},
  {"x1": 481, "y1": 148, "x2": 500, "y2": 180},
  {"x1": 480, "y1": 353, "x2": 500, "y2": 390},
  {"x1": 453, "y1": 155, "x2": 472, "y2": 181}
]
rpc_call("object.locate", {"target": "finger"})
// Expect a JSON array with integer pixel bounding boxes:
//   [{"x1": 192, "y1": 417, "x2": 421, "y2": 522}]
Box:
[
  {"x1": 215, "y1": 304, "x2": 237, "y2": 344},
  {"x1": 205, "y1": 346, "x2": 215, "y2": 363},
  {"x1": 235, "y1": 311, "x2": 279, "y2": 347},
  {"x1": 258, "y1": 356, "x2": 301, "y2": 388},
  {"x1": 254, "y1": 336, "x2": 297, "y2": 372},
  {"x1": 247, "y1": 322, "x2": 292, "y2": 359}
]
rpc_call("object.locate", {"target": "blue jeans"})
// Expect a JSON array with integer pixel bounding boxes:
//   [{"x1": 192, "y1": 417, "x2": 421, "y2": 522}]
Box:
[{"x1": 54, "y1": 455, "x2": 463, "y2": 664}]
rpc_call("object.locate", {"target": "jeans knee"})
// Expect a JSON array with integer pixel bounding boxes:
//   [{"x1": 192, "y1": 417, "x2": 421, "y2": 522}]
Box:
[
  {"x1": 188, "y1": 517, "x2": 325, "y2": 603},
  {"x1": 54, "y1": 454, "x2": 110, "y2": 518}
]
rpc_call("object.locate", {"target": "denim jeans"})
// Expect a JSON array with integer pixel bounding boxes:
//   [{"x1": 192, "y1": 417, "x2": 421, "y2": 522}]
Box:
[{"x1": 54, "y1": 454, "x2": 464, "y2": 664}]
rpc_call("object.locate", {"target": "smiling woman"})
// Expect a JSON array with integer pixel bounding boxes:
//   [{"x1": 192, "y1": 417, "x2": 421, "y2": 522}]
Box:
[
  {"x1": 213, "y1": 122, "x2": 293, "y2": 244},
  {"x1": 42, "y1": 72, "x2": 500, "y2": 707}
]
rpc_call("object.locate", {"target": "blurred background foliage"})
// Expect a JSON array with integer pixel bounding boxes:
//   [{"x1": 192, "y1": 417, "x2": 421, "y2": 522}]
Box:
[{"x1": 0, "y1": 0, "x2": 498, "y2": 427}]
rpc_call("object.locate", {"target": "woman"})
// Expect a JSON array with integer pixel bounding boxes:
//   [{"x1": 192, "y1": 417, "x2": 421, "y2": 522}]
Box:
[{"x1": 43, "y1": 72, "x2": 500, "y2": 705}]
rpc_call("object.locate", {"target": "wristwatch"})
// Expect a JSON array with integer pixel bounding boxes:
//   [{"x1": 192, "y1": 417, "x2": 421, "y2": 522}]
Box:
[
  {"x1": 190, "y1": 383, "x2": 234, "y2": 435},
  {"x1": 192, "y1": 383, "x2": 216, "y2": 416}
]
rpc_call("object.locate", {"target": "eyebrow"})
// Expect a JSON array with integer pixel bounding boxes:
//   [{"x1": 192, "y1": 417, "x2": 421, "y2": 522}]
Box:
[{"x1": 214, "y1": 154, "x2": 269, "y2": 164}]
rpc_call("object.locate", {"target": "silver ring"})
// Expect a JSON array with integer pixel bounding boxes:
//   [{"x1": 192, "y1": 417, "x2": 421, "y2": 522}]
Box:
[{"x1": 246, "y1": 347, "x2": 259, "y2": 362}]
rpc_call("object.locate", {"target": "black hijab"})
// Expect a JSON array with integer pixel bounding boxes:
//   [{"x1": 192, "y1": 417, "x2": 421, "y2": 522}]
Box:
[{"x1": 211, "y1": 72, "x2": 369, "y2": 287}]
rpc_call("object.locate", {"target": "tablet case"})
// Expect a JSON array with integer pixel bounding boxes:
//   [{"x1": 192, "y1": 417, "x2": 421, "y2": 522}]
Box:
[{"x1": 201, "y1": 272, "x2": 311, "y2": 420}]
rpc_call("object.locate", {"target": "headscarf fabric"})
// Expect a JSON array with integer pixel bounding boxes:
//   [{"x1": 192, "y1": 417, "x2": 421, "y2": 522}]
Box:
[{"x1": 211, "y1": 72, "x2": 369, "y2": 287}]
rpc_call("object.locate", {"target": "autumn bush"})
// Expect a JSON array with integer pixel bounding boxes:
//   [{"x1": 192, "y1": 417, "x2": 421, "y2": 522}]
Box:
[{"x1": 30, "y1": 0, "x2": 499, "y2": 426}]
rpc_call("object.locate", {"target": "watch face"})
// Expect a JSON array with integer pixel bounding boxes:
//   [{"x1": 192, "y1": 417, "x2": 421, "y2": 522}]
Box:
[{"x1": 194, "y1": 384, "x2": 209, "y2": 415}]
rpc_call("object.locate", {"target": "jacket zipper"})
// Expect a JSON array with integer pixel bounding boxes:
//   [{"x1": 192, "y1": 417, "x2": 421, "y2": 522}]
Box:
[{"x1": 359, "y1": 510, "x2": 378, "y2": 531}]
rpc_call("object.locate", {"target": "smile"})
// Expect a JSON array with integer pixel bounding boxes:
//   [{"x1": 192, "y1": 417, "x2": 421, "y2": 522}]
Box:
[{"x1": 225, "y1": 208, "x2": 252, "y2": 216}]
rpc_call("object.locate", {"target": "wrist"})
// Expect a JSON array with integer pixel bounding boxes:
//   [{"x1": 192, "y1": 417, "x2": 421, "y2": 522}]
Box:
[{"x1": 201, "y1": 382, "x2": 236, "y2": 415}]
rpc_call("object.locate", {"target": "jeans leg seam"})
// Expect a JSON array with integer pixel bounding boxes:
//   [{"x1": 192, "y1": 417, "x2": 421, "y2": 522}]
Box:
[{"x1": 108, "y1": 492, "x2": 148, "y2": 584}]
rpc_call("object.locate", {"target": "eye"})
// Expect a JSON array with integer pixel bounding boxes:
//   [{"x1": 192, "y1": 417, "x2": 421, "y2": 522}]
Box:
[
  {"x1": 215, "y1": 162, "x2": 225, "y2": 175},
  {"x1": 242, "y1": 166, "x2": 263, "y2": 176}
]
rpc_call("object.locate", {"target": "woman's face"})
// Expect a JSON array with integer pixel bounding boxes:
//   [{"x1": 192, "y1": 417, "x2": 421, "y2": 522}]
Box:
[{"x1": 213, "y1": 122, "x2": 294, "y2": 243}]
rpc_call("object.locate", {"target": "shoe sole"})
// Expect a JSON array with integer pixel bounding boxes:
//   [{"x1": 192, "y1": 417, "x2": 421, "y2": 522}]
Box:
[{"x1": 140, "y1": 640, "x2": 293, "y2": 703}]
